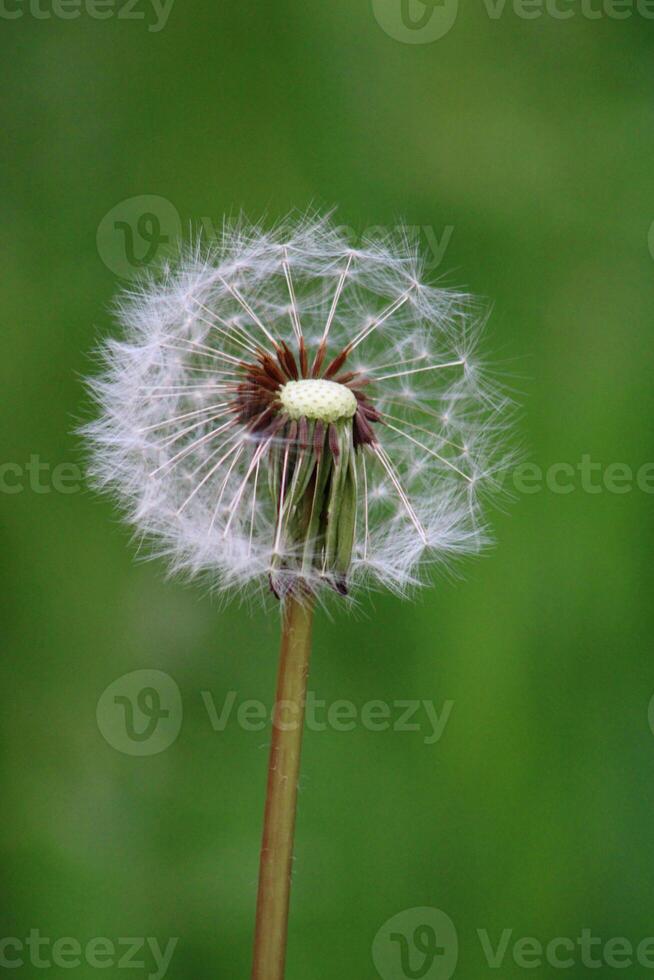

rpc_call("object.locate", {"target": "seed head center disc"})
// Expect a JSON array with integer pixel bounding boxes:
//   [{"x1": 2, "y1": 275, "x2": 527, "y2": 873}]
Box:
[{"x1": 280, "y1": 379, "x2": 357, "y2": 423}]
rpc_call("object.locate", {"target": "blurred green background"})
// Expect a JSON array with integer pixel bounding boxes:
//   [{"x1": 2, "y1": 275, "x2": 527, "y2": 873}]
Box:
[{"x1": 2, "y1": 2, "x2": 654, "y2": 977}]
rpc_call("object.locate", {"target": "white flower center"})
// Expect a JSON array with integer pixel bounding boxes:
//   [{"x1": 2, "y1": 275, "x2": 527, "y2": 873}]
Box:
[{"x1": 280, "y1": 379, "x2": 357, "y2": 423}]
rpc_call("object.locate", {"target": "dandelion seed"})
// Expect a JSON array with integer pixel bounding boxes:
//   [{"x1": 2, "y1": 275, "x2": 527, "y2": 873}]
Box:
[{"x1": 83, "y1": 214, "x2": 510, "y2": 601}]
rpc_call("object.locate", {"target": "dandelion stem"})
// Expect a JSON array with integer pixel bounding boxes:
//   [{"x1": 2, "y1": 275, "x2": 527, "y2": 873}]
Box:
[{"x1": 251, "y1": 592, "x2": 315, "y2": 980}]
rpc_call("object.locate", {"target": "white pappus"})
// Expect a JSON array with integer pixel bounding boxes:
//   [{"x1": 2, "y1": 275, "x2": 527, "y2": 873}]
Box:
[{"x1": 83, "y1": 214, "x2": 512, "y2": 603}]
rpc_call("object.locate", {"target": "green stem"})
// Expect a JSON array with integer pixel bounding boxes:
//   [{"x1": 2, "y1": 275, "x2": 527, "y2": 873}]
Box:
[{"x1": 251, "y1": 593, "x2": 315, "y2": 980}]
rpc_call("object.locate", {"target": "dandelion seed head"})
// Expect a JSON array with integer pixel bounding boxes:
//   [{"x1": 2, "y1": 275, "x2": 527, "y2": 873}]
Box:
[{"x1": 82, "y1": 213, "x2": 513, "y2": 602}]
